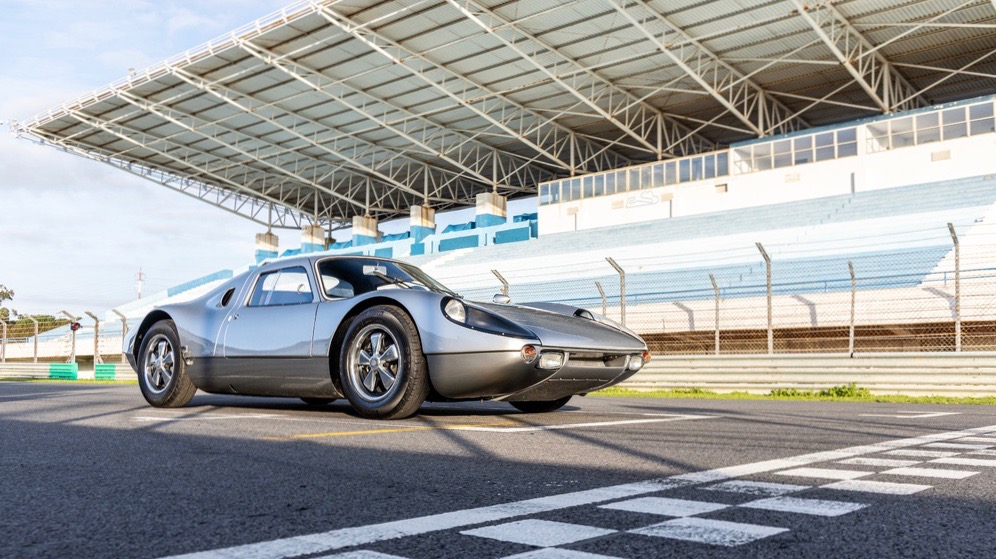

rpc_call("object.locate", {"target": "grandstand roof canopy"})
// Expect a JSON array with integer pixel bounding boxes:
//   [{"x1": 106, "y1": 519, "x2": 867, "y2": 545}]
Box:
[{"x1": 14, "y1": 0, "x2": 996, "y2": 230}]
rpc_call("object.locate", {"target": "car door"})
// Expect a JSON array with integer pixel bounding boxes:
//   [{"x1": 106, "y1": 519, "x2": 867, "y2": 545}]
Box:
[{"x1": 221, "y1": 265, "x2": 326, "y2": 393}]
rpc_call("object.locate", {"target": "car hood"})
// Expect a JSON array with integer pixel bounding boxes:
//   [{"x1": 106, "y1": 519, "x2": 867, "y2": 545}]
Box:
[{"x1": 473, "y1": 301, "x2": 646, "y2": 351}]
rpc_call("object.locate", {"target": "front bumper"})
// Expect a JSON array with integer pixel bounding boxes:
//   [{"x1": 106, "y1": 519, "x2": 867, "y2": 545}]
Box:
[{"x1": 427, "y1": 347, "x2": 643, "y2": 401}]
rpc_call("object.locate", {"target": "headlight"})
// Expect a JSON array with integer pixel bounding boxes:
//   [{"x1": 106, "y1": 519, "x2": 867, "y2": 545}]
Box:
[
  {"x1": 441, "y1": 298, "x2": 535, "y2": 338},
  {"x1": 538, "y1": 351, "x2": 565, "y2": 370},
  {"x1": 627, "y1": 350, "x2": 652, "y2": 372},
  {"x1": 444, "y1": 299, "x2": 466, "y2": 322}
]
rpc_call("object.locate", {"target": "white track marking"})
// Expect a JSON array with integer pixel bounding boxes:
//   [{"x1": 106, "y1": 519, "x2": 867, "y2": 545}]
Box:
[
  {"x1": 881, "y1": 467, "x2": 979, "y2": 479},
  {"x1": 133, "y1": 414, "x2": 281, "y2": 422},
  {"x1": 885, "y1": 449, "x2": 960, "y2": 458},
  {"x1": 823, "y1": 480, "x2": 932, "y2": 495},
  {"x1": 457, "y1": 414, "x2": 711, "y2": 432},
  {"x1": 740, "y1": 496, "x2": 866, "y2": 517},
  {"x1": 776, "y1": 468, "x2": 874, "y2": 480},
  {"x1": 461, "y1": 519, "x2": 616, "y2": 547},
  {"x1": 969, "y1": 449, "x2": 996, "y2": 456},
  {"x1": 860, "y1": 412, "x2": 960, "y2": 418},
  {"x1": 955, "y1": 436, "x2": 996, "y2": 444},
  {"x1": 600, "y1": 497, "x2": 728, "y2": 517},
  {"x1": 838, "y1": 457, "x2": 921, "y2": 467},
  {"x1": 632, "y1": 518, "x2": 788, "y2": 547},
  {"x1": 159, "y1": 423, "x2": 996, "y2": 559},
  {"x1": 924, "y1": 442, "x2": 993, "y2": 450},
  {"x1": 700, "y1": 480, "x2": 809, "y2": 497},
  {"x1": 316, "y1": 552, "x2": 409, "y2": 559},
  {"x1": 502, "y1": 549, "x2": 624, "y2": 559},
  {"x1": 931, "y1": 457, "x2": 996, "y2": 467}
]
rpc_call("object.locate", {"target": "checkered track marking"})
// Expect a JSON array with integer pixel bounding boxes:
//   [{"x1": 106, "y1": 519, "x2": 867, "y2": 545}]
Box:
[{"x1": 160, "y1": 426, "x2": 996, "y2": 559}]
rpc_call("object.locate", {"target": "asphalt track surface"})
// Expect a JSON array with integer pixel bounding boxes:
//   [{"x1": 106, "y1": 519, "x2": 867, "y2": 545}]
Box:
[{"x1": 2, "y1": 382, "x2": 996, "y2": 559}]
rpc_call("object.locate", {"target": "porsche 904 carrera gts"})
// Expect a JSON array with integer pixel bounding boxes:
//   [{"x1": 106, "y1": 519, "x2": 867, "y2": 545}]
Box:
[{"x1": 124, "y1": 256, "x2": 650, "y2": 419}]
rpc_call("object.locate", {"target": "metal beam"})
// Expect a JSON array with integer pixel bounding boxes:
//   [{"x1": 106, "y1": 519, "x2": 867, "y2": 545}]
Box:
[
  {"x1": 238, "y1": 39, "x2": 551, "y2": 194},
  {"x1": 114, "y1": 89, "x2": 372, "y2": 212},
  {"x1": 315, "y1": 4, "x2": 630, "y2": 175},
  {"x1": 788, "y1": 0, "x2": 926, "y2": 112},
  {"x1": 443, "y1": 0, "x2": 715, "y2": 158},
  {"x1": 606, "y1": 0, "x2": 808, "y2": 136},
  {"x1": 169, "y1": 67, "x2": 458, "y2": 208},
  {"x1": 63, "y1": 110, "x2": 326, "y2": 226}
]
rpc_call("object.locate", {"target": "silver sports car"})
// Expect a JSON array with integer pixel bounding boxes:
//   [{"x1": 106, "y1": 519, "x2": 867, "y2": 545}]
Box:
[{"x1": 124, "y1": 255, "x2": 649, "y2": 419}]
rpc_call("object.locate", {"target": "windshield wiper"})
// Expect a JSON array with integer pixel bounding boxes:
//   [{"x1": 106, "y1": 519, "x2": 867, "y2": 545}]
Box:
[{"x1": 371, "y1": 271, "x2": 414, "y2": 289}]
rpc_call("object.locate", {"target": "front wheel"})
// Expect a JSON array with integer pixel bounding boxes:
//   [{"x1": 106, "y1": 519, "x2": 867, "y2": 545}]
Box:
[
  {"x1": 137, "y1": 320, "x2": 196, "y2": 408},
  {"x1": 339, "y1": 305, "x2": 429, "y2": 419},
  {"x1": 510, "y1": 396, "x2": 572, "y2": 413}
]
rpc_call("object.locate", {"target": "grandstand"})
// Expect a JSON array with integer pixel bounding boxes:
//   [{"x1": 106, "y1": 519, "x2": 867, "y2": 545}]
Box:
[{"x1": 6, "y1": 1, "x2": 996, "y2": 379}]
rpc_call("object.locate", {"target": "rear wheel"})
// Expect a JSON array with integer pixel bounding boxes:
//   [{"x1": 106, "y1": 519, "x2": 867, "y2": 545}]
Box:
[
  {"x1": 137, "y1": 320, "x2": 196, "y2": 408},
  {"x1": 510, "y1": 396, "x2": 572, "y2": 413},
  {"x1": 339, "y1": 305, "x2": 428, "y2": 419}
]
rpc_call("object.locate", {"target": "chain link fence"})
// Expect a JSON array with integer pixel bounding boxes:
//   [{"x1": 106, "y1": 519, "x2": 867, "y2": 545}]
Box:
[
  {"x1": 4, "y1": 221, "x2": 996, "y2": 364},
  {"x1": 448, "y1": 221, "x2": 996, "y2": 355}
]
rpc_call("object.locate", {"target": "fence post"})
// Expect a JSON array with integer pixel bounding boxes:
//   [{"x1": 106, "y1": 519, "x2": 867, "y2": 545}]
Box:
[
  {"x1": 28, "y1": 316, "x2": 39, "y2": 363},
  {"x1": 595, "y1": 281, "x2": 607, "y2": 316},
  {"x1": 85, "y1": 311, "x2": 102, "y2": 365},
  {"x1": 606, "y1": 257, "x2": 626, "y2": 327},
  {"x1": 0, "y1": 319, "x2": 6, "y2": 363},
  {"x1": 756, "y1": 243, "x2": 773, "y2": 354},
  {"x1": 948, "y1": 223, "x2": 961, "y2": 352},
  {"x1": 848, "y1": 260, "x2": 856, "y2": 356},
  {"x1": 111, "y1": 309, "x2": 128, "y2": 363},
  {"x1": 709, "y1": 274, "x2": 720, "y2": 355},
  {"x1": 60, "y1": 310, "x2": 78, "y2": 364},
  {"x1": 491, "y1": 269, "x2": 509, "y2": 297}
]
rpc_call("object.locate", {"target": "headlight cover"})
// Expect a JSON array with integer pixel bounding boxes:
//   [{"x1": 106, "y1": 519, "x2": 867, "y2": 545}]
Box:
[{"x1": 442, "y1": 298, "x2": 535, "y2": 338}]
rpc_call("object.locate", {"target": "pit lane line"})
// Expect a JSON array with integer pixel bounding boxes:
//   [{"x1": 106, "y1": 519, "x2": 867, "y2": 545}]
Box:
[{"x1": 158, "y1": 423, "x2": 996, "y2": 559}]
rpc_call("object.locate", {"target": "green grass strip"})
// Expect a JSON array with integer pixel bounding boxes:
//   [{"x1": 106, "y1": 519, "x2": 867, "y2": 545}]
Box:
[{"x1": 594, "y1": 384, "x2": 996, "y2": 405}]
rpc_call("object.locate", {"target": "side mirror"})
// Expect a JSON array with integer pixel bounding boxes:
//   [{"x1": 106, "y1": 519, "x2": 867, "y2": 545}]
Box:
[
  {"x1": 363, "y1": 265, "x2": 388, "y2": 276},
  {"x1": 493, "y1": 294, "x2": 511, "y2": 305}
]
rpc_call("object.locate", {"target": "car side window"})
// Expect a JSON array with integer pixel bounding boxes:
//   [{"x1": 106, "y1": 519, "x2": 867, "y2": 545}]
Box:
[
  {"x1": 317, "y1": 260, "x2": 357, "y2": 298},
  {"x1": 248, "y1": 266, "x2": 314, "y2": 306}
]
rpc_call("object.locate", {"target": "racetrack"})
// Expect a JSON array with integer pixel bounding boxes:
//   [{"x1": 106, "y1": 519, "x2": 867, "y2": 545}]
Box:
[{"x1": 2, "y1": 382, "x2": 995, "y2": 559}]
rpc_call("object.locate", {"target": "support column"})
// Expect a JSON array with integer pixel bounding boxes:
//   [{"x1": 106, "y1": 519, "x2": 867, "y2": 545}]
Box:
[
  {"x1": 255, "y1": 230, "x2": 279, "y2": 263},
  {"x1": 352, "y1": 215, "x2": 381, "y2": 246},
  {"x1": 475, "y1": 192, "x2": 507, "y2": 228},
  {"x1": 301, "y1": 224, "x2": 326, "y2": 254},
  {"x1": 410, "y1": 205, "x2": 436, "y2": 243}
]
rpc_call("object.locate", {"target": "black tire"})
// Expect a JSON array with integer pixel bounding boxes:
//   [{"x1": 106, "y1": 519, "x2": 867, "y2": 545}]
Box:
[
  {"x1": 137, "y1": 320, "x2": 196, "y2": 408},
  {"x1": 339, "y1": 305, "x2": 429, "y2": 419},
  {"x1": 510, "y1": 396, "x2": 572, "y2": 413},
  {"x1": 300, "y1": 397, "x2": 336, "y2": 407}
]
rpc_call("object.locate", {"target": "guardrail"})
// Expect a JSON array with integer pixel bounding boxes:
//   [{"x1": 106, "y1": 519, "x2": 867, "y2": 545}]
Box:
[
  {"x1": 0, "y1": 363, "x2": 79, "y2": 380},
  {"x1": 623, "y1": 352, "x2": 996, "y2": 396}
]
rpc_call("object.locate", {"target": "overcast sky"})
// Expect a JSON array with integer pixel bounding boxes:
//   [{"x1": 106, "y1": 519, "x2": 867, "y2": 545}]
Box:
[{"x1": 0, "y1": 1, "x2": 533, "y2": 317}]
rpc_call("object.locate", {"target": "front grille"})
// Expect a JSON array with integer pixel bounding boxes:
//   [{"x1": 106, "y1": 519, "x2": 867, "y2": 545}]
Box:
[{"x1": 567, "y1": 352, "x2": 627, "y2": 368}]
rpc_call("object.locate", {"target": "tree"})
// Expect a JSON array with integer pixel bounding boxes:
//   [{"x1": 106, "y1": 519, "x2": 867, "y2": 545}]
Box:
[{"x1": 0, "y1": 284, "x2": 13, "y2": 322}]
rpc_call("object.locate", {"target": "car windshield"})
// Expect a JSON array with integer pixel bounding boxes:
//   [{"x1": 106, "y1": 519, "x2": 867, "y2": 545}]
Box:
[{"x1": 317, "y1": 258, "x2": 459, "y2": 298}]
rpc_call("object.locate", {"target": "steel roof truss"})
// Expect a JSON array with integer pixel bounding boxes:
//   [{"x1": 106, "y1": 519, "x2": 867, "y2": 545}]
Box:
[
  {"x1": 238, "y1": 38, "x2": 550, "y2": 191},
  {"x1": 114, "y1": 89, "x2": 372, "y2": 211},
  {"x1": 788, "y1": 0, "x2": 926, "y2": 112},
  {"x1": 443, "y1": 0, "x2": 715, "y2": 158},
  {"x1": 169, "y1": 66, "x2": 465, "y2": 207},
  {"x1": 606, "y1": 0, "x2": 807, "y2": 137},
  {"x1": 316, "y1": 4, "x2": 630, "y2": 174},
  {"x1": 61, "y1": 111, "x2": 316, "y2": 227}
]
